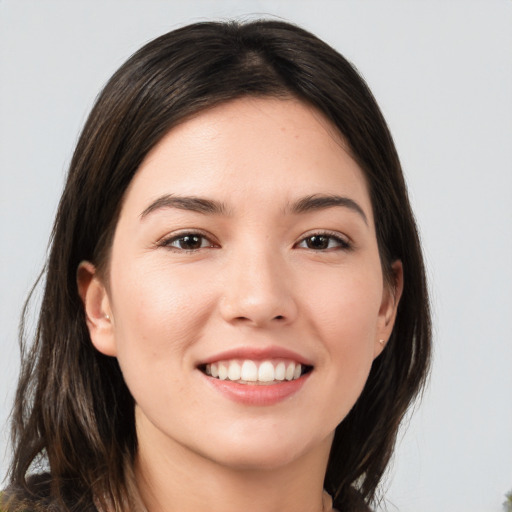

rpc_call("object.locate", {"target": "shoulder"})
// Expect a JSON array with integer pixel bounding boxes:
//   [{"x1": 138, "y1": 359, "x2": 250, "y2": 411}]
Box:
[
  {"x1": 1, "y1": 489, "x2": 33, "y2": 512},
  {"x1": 1, "y1": 473, "x2": 67, "y2": 512},
  {"x1": 2, "y1": 474, "x2": 99, "y2": 512}
]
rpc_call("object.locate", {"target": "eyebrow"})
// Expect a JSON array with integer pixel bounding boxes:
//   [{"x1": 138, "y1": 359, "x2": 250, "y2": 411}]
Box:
[
  {"x1": 140, "y1": 194, "x2": 228, "y2": 219},
  {"x1": 140, "y1": 193, "x2": 368, "y2": 225},
  {"x1": 289, "y1": 194, "x2": 368, "y2": 225}
]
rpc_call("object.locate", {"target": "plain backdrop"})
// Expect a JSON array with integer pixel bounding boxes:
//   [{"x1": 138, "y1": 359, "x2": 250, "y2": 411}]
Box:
[{"x1": 1, "y1": 1, "x2": 511, "y2": 511}]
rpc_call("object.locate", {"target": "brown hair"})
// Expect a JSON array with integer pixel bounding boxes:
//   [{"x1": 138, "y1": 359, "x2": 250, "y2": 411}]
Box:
[{"x1": 4, "y1": 19, "x2": 431, "y2": 512}]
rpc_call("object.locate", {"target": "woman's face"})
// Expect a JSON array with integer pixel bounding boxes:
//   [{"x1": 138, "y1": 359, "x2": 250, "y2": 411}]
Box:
[{"x1": 82, "y1": 97, "x2": 401, "y2": 471}]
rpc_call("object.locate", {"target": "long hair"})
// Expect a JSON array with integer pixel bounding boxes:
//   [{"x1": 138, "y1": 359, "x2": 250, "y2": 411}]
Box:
[{"x1": 4, "y1": 20, "x2": 431, "y2": 512}]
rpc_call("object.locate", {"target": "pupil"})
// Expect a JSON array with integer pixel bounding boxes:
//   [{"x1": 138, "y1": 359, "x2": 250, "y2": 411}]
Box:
[
  {"x1": 307, "y1": 236, "x2": 328, "y2": 249},
  {"x1": 180, "y1": 235, "x2": 201, "y2": 249}
]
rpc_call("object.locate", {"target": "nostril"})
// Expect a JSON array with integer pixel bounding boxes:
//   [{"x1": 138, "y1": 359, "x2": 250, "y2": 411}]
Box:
[{"x1": 274, "y1": 315, "x2": 285, "y2": 320}]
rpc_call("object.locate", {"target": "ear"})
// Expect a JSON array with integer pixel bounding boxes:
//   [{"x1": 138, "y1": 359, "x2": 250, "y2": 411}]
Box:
[
  {"x1": 374, "y1": 260, "x2": 403, "y2": 359},
  {"x1": 77, "y1": 261, "x2": 117, "y2": 357}
]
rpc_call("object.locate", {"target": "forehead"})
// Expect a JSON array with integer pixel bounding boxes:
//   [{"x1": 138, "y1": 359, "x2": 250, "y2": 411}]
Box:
[{"x1": 120, "y1": 97, "x2": 372, "y2": 220}]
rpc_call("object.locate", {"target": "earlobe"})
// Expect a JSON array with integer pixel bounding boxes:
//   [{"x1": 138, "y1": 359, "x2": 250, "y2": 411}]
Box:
[
  {"x1": 374, "y1": 260, "x2": 403, "y2": 358},
  {"x1": 77, "y1": 261, "x2": 117, "y2": 357}
]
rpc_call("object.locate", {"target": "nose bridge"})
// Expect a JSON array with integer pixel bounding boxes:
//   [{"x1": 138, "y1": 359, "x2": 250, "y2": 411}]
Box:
[{"x1": 220, "y1": 240, "x2": 297, "y2": 326}]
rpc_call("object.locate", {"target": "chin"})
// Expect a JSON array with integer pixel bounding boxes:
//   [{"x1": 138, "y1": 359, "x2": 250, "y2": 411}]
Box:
[
  {"x1": 199, "y1": 427, "x2": 333, "y2": 472},
  {"x1": 209, "y1": 447, "x2": 306, "y2": 472}
]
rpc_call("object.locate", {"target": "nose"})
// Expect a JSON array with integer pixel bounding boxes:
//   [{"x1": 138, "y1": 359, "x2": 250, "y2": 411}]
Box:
[{"x1": 219, "y1": 248, "x2": 298, "y2": 328}]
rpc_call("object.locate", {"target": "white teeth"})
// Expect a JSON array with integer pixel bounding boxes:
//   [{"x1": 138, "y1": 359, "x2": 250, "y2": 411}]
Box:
[
  {"x1": 258, "y1": 361, "x2": 275, "y2": 382},
  {"x1": 241, "y1": 360, "x2": 258, "y2": 381},
  {"x1": 204, "y1": 359, "x2": 306, "y2": 383},
  {"x1": 218, "y1": 363, "x2": 228, "y2": 380},
  {"x1": 285, "y1": 362, "x2": 295, "y2": 381},
  {"x1": 227, "y1": 361, "x2": 241, "y2": 381},
  {"x1": 275, "y1": 362, "x2": 286, "y2": 381}
]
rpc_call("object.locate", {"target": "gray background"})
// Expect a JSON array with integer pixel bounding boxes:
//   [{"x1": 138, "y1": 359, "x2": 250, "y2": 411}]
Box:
[{"x1": 1, "y1": 1, "x2": 511, "y2": 510}]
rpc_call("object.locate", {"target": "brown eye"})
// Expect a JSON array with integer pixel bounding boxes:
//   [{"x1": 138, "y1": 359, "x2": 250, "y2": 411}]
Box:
[
  {"x1": 305, "y1": 235, "x2": 330, "y2": 250},
  {"x1": 162, "y1": 233, "x2": 213, "y2": 251},
  {"x1": 297, "y1": 233, "x2": 351, "y2": 251},
  {"x1": 176, "y1": 235, "x2": 203, "y2": 250}
]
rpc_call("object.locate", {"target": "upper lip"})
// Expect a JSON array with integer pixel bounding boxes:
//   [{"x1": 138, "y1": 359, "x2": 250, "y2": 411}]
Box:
[{"x1": 197, "y1": 345, "x2": 314, "y2": 367}]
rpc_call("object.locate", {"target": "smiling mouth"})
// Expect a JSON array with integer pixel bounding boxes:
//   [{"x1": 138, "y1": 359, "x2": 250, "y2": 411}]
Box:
[{"x1": 199, "y1": 359, "x2": 313, "y2": 385}]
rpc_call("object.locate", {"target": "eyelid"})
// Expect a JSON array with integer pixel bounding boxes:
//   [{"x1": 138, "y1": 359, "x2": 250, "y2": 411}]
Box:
[
  {"x1": 156, "y1": 229, "x2": 219, "y2": 251},
  {"x1": 294, "y1": 230, "x2": 353, "y2": 250}
]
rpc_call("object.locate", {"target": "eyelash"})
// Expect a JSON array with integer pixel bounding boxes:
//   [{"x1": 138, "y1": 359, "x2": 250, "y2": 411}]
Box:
[
  {"x1": 295, "y1": 232, "x2": 352, "y2": 251},
  {"x1": 157, "y1": 231, "x2": 351, "y2": 253},
  {"x1": 157, "y1": 231, "x2": 218, "y2": 252}
]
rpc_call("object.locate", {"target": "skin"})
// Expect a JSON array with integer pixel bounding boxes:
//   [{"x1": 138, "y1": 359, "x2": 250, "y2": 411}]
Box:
[{"x1": 78, "y1": 97, "x2": 402, "y2": 512}]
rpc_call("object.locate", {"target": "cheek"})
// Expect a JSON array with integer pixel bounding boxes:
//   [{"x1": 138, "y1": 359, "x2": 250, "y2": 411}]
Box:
[
  {"x1": 301, "y1": 265, "x2": 382, "y2": 406},
  {"x1": 109, "y1": 260, "x2": 215, "y2": 365},
  {"x1": 304, "y1": 265, "x2": 383, "y2": 343},
  {"x1": 107, "y1": 262, "x2": 212, "y2": 421}
]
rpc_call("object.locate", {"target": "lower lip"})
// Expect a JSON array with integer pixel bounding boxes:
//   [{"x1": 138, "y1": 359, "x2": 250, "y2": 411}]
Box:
[{"x1": 203, "y1": 372, "x2": 311, "y2": 406}]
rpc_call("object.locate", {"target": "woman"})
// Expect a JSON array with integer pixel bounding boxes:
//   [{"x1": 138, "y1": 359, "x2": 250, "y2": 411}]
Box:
[{"x1": 3, "y1": 20, "x2": 431, "y2": 512}]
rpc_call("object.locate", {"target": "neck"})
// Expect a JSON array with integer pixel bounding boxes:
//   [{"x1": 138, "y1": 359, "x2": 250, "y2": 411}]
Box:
[{"x1": 133, "y1": 414, "x2": 333, "y2": 512}]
